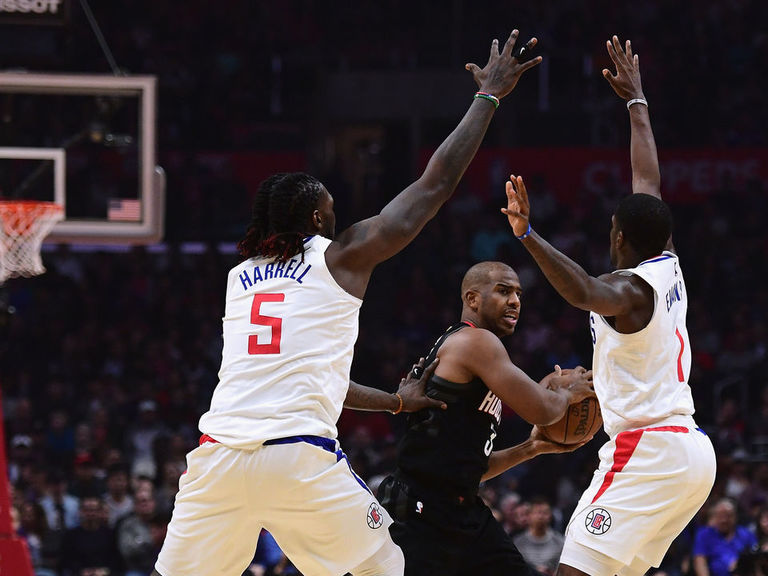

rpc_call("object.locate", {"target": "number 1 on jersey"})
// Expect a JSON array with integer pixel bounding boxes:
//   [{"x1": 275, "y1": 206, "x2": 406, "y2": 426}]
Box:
[
  {"x1": 675, "y1": 326, "x2": 685, "y2": 382},
  {"x1": 249, "y1": 293, "x2": 285, "y2": 354}
]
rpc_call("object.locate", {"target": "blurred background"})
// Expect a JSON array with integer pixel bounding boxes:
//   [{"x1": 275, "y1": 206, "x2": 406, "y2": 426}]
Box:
[{"x1": 0, "y1": 2, "x2": 766, "y2": 575}]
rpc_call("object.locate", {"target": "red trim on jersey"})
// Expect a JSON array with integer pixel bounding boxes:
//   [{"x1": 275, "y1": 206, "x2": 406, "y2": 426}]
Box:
[
  {"x1": 644, "y1": 426, "x2": 689, "y2": 433},
  {"x1": 675, "y1": 327, "x2": 685, "y2": 382},
  {"x1": 591, "y1": 425, "x2": 690, "y2": 503},
  {"x1": 199, "y1": 434, "x2": 219, "y2": 445},
  {"x1": 591, "y1": 430, "x2": 643, "y2": 504},
  {"x1": 462, "y1": 320, "x2": 477, "y2": 328}
]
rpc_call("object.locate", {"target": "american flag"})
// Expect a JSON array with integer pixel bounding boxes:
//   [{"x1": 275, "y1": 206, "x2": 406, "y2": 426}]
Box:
[{"x1": 107, "y1": 199, "x2": 142, "y2": 222}]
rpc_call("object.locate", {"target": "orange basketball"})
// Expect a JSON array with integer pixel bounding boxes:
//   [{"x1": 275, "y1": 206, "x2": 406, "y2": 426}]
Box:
[{"x1": 540, "y1": 396, "x2": 603, "y2": 445}]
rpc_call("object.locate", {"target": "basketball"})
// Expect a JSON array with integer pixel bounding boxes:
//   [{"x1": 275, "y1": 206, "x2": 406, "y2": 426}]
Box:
[{"x1": 540, "y1": 396, "x2": 603, "y2": 445}]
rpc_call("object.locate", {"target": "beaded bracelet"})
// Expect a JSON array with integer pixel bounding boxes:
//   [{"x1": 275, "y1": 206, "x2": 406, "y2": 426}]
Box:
[
  {"x1": 474, "y1": 91, "x2": 500, "y2": 109},
  {"x1": 516, "y1": 223, "x2": 532, "y2": 240}
]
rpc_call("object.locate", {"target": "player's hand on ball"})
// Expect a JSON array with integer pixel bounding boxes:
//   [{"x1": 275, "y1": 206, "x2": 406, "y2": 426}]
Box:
[
  {"x1": 556, "y1": 365, "x2": 590, "y2": 377},
  {"x1": 397, "y1": 357, "x2": 447, "y2": 412},
  {"x1": 554, "y1": 367, "x2": 595, "y2": 403},
  {"x1": 543, "y1": 365, "x2": 594, "y2": 400},
  {"x1": 540, "y1": 366, "x2": 602, "y2": 444},
  {"x1": 529, "y1": 425, "x2": 594, "y2": 454}
]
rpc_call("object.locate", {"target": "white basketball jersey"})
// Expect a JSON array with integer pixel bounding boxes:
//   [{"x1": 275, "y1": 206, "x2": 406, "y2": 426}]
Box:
[
  {"x1": 199, "y1": 236, "x2": 362, "y2": 448},
  {"x1": 589, "y1": 251, "x2": 695, "y2": 437}
]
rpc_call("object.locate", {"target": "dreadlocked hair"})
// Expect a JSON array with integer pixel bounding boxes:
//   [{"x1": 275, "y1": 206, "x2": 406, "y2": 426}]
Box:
[{"x1": 237, "y1": 172, "x2": 324, "y2": 263}]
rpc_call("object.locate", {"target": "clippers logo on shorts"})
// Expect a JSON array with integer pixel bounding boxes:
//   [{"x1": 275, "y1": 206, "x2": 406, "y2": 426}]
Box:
[
  {"x1": 367, "y1": 503, "x2": 384, "y2": 529},
  {"x1": 585, "y1": 508, "x2": 612, "y2": 535}
]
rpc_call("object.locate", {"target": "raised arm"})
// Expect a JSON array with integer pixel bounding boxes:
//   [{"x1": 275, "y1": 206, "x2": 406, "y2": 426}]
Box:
[
  {"x1": 501, "y1": 175, "x2": 647, "y2": 317},
  {"x1": 500, "y1": 37, "x2": 667, "y2": 316},
  {"x1": 327, "y1": 31, "x2": 542, "y2": 298},
  {"x1": 602, "y1": 35, "x2": 660, "y2": 200}
]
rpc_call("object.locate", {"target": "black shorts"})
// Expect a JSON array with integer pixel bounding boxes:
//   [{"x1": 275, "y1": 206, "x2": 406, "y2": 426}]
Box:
[{"x1": 378, "y1": 475, "x2": 535, "y2": 576}]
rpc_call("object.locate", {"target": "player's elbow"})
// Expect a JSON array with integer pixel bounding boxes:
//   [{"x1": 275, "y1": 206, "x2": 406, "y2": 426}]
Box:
[
  {"x1": 562, "y1": 282, "x2": 604, "y2": 312},
  {"x1": 561, "y1": 291, "x2": 593, "y2": 313},
  {"x1": 417, "y1": 171, "x2": 459, "y2": 206}
]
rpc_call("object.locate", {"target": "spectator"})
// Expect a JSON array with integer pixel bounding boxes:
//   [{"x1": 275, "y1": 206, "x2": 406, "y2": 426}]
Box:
[
  {"x1": 126, "y1": 400, "x2": 167, "y2": 480},
  {"x1": 8, "y1": 434, "x2": 35, "y2": 486},
  {"x1": 498, "y1": 491, "x2": 522, "y2": 535},
  {"x1": 60, "y1": 495, "x2": 122, "y2": 576},
  {"x1": 18, "y1": 499, "x2": 61, "y2": 576},
  {"x1": 116, "y1": 489, "x2": 158, "y2": 576},
  {"x1": 38, "y1": 469, "x2": 80, "y2": 531},
  {"x1": 513, "y1": 496, "x2": 565, "y2": 576},
  {"x1": 693, "y1": 498, "x2": 757, "y2": 576},
  {"x1": 500, "y1": 493, "x2": 531, "y2": 538},
  {"x1": 154, "y1": 460, "x2": 183, "y2": 518},
  {"x1": 45, "y1": 409, "x2": 76, "y2": 469},
  {"x1": 104, "y1": 462, "x2": 134, "y2": 528},
  {"x1": 69, "y1": 453, "x2": 104, "y2": 499},
  {"x1": 754, "y1": 506, "x2": 768, "y2": 552},
  {"x1": 740, "y1": 464, "x2": 768, "y2": 524},
  {"x1": 148, "y1": 510, "x2": 170, "y2": 569},
  {"x1": 726, "y1": 455, "x2": 753, "y2": 503},
  {"x1": 736, "y1": 506, "x2": 768, "y2": 576}
]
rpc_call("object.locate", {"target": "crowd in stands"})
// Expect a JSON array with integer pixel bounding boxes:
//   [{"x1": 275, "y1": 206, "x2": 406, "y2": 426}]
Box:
[
  {"x1": 1, "y1": 1, "x2": 766, "y2": 575},
  {"x1": 2, "y1": 164, "x2": 766, "y2": 574},
  {"x1": 1, "y1": 1, "x2": 766, "y2": 150}
]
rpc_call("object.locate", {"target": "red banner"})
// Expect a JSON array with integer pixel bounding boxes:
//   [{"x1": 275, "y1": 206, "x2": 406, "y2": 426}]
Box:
[
  {"x1": 428, "y1": 148, "x2": 768, "y2": 206},
  {"x1": 166, "y1": 148, "x2": 766, "y2": 207}
]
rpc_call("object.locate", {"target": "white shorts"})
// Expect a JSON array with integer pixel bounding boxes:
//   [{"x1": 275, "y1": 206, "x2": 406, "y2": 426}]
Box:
[
  {"x1": 155, "y1": 435, "x2": 396, "y2": 576},
  {"x1": 560, "y1": 416, "x2": 716, "y2": 576}
]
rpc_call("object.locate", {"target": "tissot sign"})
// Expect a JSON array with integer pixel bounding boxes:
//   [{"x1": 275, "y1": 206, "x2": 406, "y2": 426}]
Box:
[{"x1": 0, "y1": 0, "x2": 69, "y2": 25}]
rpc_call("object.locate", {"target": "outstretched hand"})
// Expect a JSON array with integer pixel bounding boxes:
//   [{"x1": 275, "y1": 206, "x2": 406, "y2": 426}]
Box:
[
  {"x1": 397, "y1": 357, "x2": 447, "y2": 412},
  {"x1": 501, "y1": 174, "x2": 530, "y2": 238},
  {"x1": 602, "y1": 35, "x2": 644, "y2": 101},
  {"x1": 465, "y1": 31, "x2": 542, "y2": 100}
]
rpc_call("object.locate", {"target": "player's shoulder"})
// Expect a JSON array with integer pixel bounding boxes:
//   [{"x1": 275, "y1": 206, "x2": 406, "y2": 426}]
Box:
[{"x1": 439, "y1": 325, "x2": 500, "y2": 355}]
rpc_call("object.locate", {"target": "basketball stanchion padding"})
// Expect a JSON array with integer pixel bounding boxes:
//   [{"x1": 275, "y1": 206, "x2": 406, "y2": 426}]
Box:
[
  {"x1": 0, "y1": 539, "x2": 35, "y2": 575},
  {"x1": 0, "y1": 384, "x2": 35, "y2": 576},
  {"x1": 0, "y1": 201, "x2": 64, "y2": 283}
]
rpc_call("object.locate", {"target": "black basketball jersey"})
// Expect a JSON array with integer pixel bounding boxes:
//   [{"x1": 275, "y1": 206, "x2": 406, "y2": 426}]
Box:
[{"x1": 395, "y1": 322, "x2": 503, "y2": 499}]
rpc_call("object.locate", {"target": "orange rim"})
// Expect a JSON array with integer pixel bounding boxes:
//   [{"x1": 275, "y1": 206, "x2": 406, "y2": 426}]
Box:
[{"x1": 0, "y1": 201, "x2": 63, "y2": 235}]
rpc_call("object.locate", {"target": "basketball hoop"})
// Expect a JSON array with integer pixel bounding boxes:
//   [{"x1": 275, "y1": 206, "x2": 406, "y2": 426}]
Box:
[{"x1": 0, "y1": 201, "x2": 64, "y2": 283}]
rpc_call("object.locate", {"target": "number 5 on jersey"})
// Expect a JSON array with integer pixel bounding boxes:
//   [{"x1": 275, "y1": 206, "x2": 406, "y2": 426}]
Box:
[{"x1": 249, "y1": 293, "x2": 285, "y2": 354}]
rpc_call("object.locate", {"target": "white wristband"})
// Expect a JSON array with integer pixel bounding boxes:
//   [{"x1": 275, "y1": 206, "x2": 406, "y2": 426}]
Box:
[{"x1": 626, "y1": 98, "x2": 648, "y2": 110}]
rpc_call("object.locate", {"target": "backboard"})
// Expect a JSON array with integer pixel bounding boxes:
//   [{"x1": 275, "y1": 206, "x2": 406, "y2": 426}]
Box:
[{"x1": 0, "y1": 72, "x2": 164, "y2": 244}]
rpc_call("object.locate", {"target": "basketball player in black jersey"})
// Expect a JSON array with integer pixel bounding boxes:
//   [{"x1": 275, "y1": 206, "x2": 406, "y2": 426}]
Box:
[{"x1": 378, "y1": 261, "x2": 595, "y2": 576}]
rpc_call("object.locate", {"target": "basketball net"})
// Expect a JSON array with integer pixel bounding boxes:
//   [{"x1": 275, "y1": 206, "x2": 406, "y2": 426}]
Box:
[{"x1": 0, "y1": 201, "x2": 64, "y2": 284}]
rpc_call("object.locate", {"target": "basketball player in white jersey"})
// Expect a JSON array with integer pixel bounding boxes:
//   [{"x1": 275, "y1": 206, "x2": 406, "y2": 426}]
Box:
[
  {"x1": 500, "y1": 36, "x2": 717, "y2": 576},
  {"x1": 153, "y1": 30, "x2": 544, "y2": 576}
]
